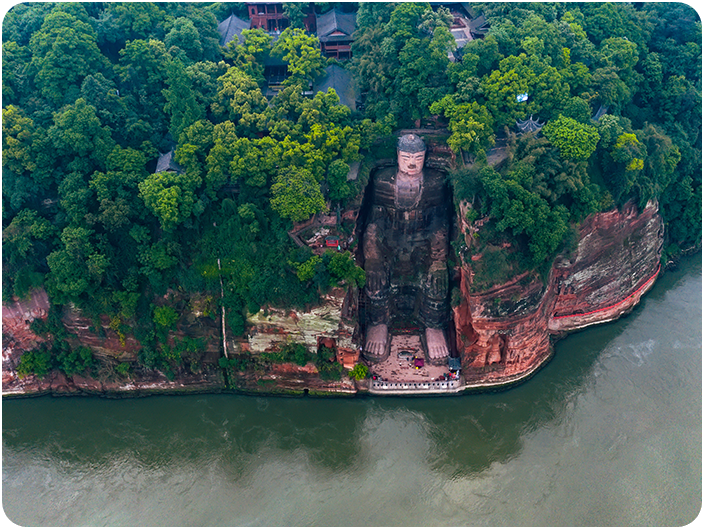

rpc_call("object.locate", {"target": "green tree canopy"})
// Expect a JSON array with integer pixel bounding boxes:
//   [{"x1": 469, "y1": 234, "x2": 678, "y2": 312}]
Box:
[
  {"x1": 270, "y1": 166, "x2": 326, "y2": 223},
  {"x1": 272, "y1": 27, "x2": 325, "y2": 86},
  {"x1": 542, "y1": 115, "x2": 600, "y2": 160},
  {"x1": 29, "y1": 9, "x2": 108, "y2": 105}
]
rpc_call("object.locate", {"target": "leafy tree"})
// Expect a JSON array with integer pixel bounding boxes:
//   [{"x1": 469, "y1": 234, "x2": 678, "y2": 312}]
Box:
[
  {"x1": 508, "y1": 134, "x2": 599, "y2": 219},
  {"x1": 602, "y1": 132, "x2": 647, "y2": 204},
  {"x1": 272, "y1": 27, "x2": 325, "y2": 86},
  {"x1": 294, "y1": 255, "x2": 322, "y2": 282},
  {"x1": 93, "y1": 2, "x2": 168, "y2": 48},
  {"x1": 430, "y1": 96, "x2": 494, "y2": 155},
  {"x1": 16, "y1": 349, "x2": 53, "y2": 379},
  {"x1": 560, "y1": 96, "x2": 592, "y2": 123},
  {"x1": 3, "y1": 209, "x2": 57, "y2": 297},
  {"x1": 163, "y1": 59, "x2": 205, "y2": 141},
  {"x1": 270, "y1": 166, "x2": 326, "y2": 223},
  {"x1": 48, "y1": 98, "x2": 116, "y2": 174},
  {"x1": 211, "y1": 67, "x2": 268, "y2": 136},
  {"x1": 223, "y1": 29, "x2": 273, "y2": 84},
  {"x1": 29, "y1": 9, "x2": 108, "y2": 105},
  {"x1": 153, "y1": 305, "x2": 178, "y2": 328},
  {"x1": 56, "y1": 345, "x2": 93, "y2": 376},
  {"x1": 542, "y1": 115, "x2": 600, "y2": 160},
  {"x1": 2, "y1": 3, "x2": 54, "y2": 47},
  {"x1": 479, "y1": 167, "x2": 571, "y2": 266},
  {"x1": 164, "y1": 17, "x2": 203, "y2": 63},
  {"x1": 161, "y1": 3, "x2": 222, "y2": 63},
  {"x1": 88, "y1": 146, "x2": 148, "y2": 232},
  {"x1": 479, "y1": 53, "x2": 570, "y2": 127},
  {"x1": 116, "y1": 38, "x2": 171, "y2": 142},
  {"x1": 349, "y1": 363, "x2": 369, "y2": 380},
  {"x1": 325, "y1": 250, "x2": 366, "y2": 288},
  {"x1": 2, "y1": 105, "x2": 55, "y2": 190},
  {"x1": 326, "y1": 159, "x2": 354, "y2": 201},
  {"x1": 46, "y1": 226, "x2": 109, "y2": 302},
  {"x1": 185, "y1": 60, "x2": 230, "y2": 110},
  {"x1": 635, "y1": 124, "x2": 681, "y2": 206},
  {"x1": 355, "y1": 3, "x2": 394, "y2": 30},
  {"x1": 138, "y1": 171, "x2": 196, "y2": 231},
  {"x1": 2, "y1": 41, "x2": 33, "y2": 107},
  {"x1": 283, "y1": 3, "x2": 306, "y2": 29},
  {"x1": 228, "y1": 136, "x2": 280, "y2": 189}
]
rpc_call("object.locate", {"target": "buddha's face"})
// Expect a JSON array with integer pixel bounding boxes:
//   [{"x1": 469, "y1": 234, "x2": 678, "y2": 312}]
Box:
[{"x1": 398, "y1": 150, "x2": 425, "y2": 176}]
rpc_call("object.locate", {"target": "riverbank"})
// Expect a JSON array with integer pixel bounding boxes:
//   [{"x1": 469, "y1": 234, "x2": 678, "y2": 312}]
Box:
[{"x1": 4, "y1": 254, "x2": 700, "y2": 526}]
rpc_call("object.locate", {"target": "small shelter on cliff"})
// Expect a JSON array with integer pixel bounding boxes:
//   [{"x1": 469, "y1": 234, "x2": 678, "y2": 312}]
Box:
[{"x1": 516, "y1": 115, "x2": 544, "y2": 134}]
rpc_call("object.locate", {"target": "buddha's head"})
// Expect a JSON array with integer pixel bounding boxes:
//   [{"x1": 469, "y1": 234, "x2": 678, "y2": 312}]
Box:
[{"x1": 397, "y1": 134, "x2": 426, "y2": 176}]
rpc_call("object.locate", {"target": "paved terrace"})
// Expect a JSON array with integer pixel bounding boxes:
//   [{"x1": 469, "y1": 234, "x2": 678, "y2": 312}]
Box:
[{"x1": 368, "y1": 334, "x2": 462, "y2": 394}]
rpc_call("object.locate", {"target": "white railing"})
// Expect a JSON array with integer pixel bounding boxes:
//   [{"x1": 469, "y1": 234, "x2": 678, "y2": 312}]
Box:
[{"x1": 370, "y1": 378, "x2": 461, "y2": 392}]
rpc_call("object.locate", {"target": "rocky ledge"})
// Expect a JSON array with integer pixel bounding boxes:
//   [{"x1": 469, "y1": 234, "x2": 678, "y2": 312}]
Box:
[{"x1": 454, "y1": 200, "x2": 663, "y2": 387}]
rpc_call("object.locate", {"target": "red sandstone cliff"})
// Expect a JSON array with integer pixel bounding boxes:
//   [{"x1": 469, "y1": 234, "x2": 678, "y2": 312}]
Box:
[
  {"x1": 453, "y1": 200, "x2": 663, "y2": 386},
  {"x1": 3, "y1": 199, "x2": 664, "y2": 396}
]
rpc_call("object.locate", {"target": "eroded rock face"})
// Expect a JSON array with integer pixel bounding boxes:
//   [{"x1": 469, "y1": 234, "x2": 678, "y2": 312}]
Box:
[
  {"x1": 1, "y1": 196, "x2": 666, "y2": 396},
  {"x1": 2, "y1": 290, "x2": 50, "y2": 388},
  {"x1": 61, "y1": 307, "x2": 142, "y2": 362},
  {"x1": 244, "y1": 286, "x2": 358, "y2": 360},
  {"x1": 548, "y1": 201, "x2": 663, "y2": 332},
  {"x1": 454, "y1": 201, "x2": 663, "y2": 385}
]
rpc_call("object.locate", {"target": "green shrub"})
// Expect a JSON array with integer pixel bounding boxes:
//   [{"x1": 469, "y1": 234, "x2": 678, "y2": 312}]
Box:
[
  {"x1": 349, "y1": 363, "x2": 369, "y2": 380},
  {"x1": 153, "y1": 306, "x2": 178, "y2": 328},
  {"x1": 316, "y1": 345, "x2": 342, "y2": 380},
  {"x1": 116, "y1": 362, "x2": 131, "y2": 377},
  {"x1": 137, "y1": 347, "x2": 161, "y2": 369},
  {"x1": 56, "y1": 345, "x2": 93, "y2": 376},
  {"x1": 16, "y1": 349, "x2": 53, "y2": 379},
  {"x1": 318, "y1": 361, "x2": 344, "y2": 381}
]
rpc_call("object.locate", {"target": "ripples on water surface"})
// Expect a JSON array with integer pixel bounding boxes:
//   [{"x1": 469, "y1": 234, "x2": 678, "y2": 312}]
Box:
[{"x1": 3, "y1": 256, "x2": 701, "y2": 526}]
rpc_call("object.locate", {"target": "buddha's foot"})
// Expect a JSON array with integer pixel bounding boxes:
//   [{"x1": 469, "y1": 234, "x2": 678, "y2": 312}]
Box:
[
  {"x1": 426, "y1": 328, "x2": 449, "y2": 360},
  {"x1": 365, "y1": 324, "x2": 388, "y2": 357}
]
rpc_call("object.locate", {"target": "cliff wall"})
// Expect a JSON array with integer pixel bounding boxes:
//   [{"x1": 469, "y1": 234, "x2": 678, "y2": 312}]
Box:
[
  {"x1": 453, "y1": 200, "x2": 663, "y2": 386},
  {"x1": 2, "y1": 200, "x2": 664, "y2": 396},
  {"x1": 242, "y1": 286, "x2": 359, "y2": 366},
  {"x1": 2, "y1": 293, "x2": 226, "y2": 397}
]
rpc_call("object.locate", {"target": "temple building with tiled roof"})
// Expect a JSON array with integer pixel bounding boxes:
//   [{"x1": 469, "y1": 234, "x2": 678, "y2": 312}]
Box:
[
  {"x1": 312, "y1": 65, "x2": 359, "y2": 110},
  {"x1": 218, "y1": 13, "x2": 250, "y2": 47},
  {"x1": 316, "y1": 8, "x2": 356, "y2": 60}
]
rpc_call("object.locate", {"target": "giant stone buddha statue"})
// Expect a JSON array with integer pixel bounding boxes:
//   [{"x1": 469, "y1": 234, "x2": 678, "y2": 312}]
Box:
[{"x1": 362, "y1": 134, "x2": 450, "y2": 363}]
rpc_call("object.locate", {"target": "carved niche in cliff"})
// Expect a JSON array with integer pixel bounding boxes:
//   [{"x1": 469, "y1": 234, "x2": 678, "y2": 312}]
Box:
[{"x1": 360, "y1": 134, "x2": 452, "y2": 365}]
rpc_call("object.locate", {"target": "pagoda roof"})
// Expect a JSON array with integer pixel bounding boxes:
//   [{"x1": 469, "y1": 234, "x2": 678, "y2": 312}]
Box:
[
  {"x1": 155, "y1": 149, "x2": 183, "y2": 174},
  {"x1": 468, "y1": 14, "x2": 490, "y2": 36},
  {"x1": 516, "y1": 115, "x2": 544, "y2": 133},
  {"x1": 316, "y1": 8, "x2": 356, "y2": 42},
  {"x1": 312, "y1": 65, "x2": 358, "y2": 110},
  {"x1": 218, "y1": 13, "x2": 250, "y2": 47}
]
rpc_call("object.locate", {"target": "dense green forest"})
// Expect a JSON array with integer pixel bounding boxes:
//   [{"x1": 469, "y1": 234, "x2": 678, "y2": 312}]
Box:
[{"x1": 2, "y1": 3, "x2": 701, "y2": 378}]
